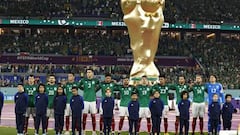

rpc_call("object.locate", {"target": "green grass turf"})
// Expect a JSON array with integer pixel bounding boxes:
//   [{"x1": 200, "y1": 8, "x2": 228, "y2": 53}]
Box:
[
  {"x1": 0, "y1": 127, "x2": 208, "y2": 135},
  {"x1": 4, "y1": 100, "x2": 14, "y2": 104}
]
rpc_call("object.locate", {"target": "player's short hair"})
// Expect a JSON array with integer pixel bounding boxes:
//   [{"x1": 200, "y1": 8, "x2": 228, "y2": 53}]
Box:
[
  {"x1": 86, "y1": 68, "x2": 93, "y2": 72},
  {"x1": 181, "y1": 91, "x2": 189, "y2": 99},
  {"x1": 179, "y1": 75, "x2": 185, "y2": 79},
  {"x1": 71, "y1": 86, "x2": 78, "y2": 91},
  {"x1": 142, "y1": 75, "x2": 147, "y2": 78},
  {"x1": 225, "y1": 94, "x2": 232, "y2": 99},
  {"x1": 17, "y1": 83, "x2": 24, "y2": 86},
  {"x1": 210, "y1": 74, "x2": 217, "y2": 79},
  {"x1": 37, "y1": 83, "x2": 45, "y2": 92},
  {"x1": 68, "y1": 72, "x2": 75, "y2": 76},
  {"x1": 105, "y1": 73, "x2": 112, "y2": 77},
  {"x1": 159, "y1": 74, "x2": 166, "y2": 78},
  {"x1": 28, "y1": 74, "x2": 34, "y2": 78},
  {"x1": 48, "y1": 74, "x2": 55, "y2": 77}
]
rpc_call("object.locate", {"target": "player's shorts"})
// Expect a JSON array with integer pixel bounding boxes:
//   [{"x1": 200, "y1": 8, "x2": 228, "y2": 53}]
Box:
[
  {"x1": 139, "y1": 107, "x2": 151, "y2": 118},
  {"x1": 163, "y1": 105, "x2": 169, "y2": 118},
  {"x1": 83, "y1": 101, "x2": 96, "y2": 114},
  {"x1": 119, "y1": 106, "x2": 129, "y2": 117},
  {"x1": 47, "y1": 108, "x2": 54, "y2": 117},
  {"x1": 25, "y1": 107, "x2": 36, "y2": 117},
  {"x1": 192, "y1": 102, "x2": 205, "y2": 118},
  {"x1": 64, "y1": 104, "x2": 72, "y2": 116},
  {"x1": 175, "y1": 104, "x2": 180, "y2": 116}
]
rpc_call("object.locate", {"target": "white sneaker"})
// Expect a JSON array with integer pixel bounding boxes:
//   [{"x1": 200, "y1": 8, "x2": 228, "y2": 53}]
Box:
[
  {"x1": 64, "y1": 131, "x2": 70, "y2": 135},
  {"x1": 76, "y1": 131, "x2": 79, "y2": 135},
  {"x1": 42, "y1": 134, "x2": 46, "y2": 135}
]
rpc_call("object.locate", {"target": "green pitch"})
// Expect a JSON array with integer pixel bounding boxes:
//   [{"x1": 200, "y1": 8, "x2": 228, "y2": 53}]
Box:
[{"x1": 0, "y1": 127, "x2": 208, "y2": 135}]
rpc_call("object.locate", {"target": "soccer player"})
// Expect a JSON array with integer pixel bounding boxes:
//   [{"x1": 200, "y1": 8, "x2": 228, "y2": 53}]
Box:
[
  {"x1": 189, "y1": 74, "x2": 208, "y2": 135},
  {"x1": 0, "y1": 90, "x2": 3, "y2": 124},
  {"x1": 35, "y1": 84, "x2": 48, "y2": 135},
  {"x1": 98, "y1": 73, "x2": 117, "y2": 135},
  {"x1": 102, "y1": 88, "x2": 115, "y2": 135},
  {"x1": 64, "y1": 73, "x2": 79, "y2": 135},
  {"x1": 149, "y1": 90, "x2": 164, "y2": 135},
  {"x1": 79, "y1": 69, "x2": 99, "y2": 135},
  {"x1": 222, "y1": 94, "x2": 234, "y2": 130},
  {"x1": 205, "y1": 75, "x2": 225, "y2": 133},
  {"x1": 178, "y1": 91, "x2": 190, "y2": 135},
  {"x1": 117, "y1": 77, "x2": 136, "y2": 134},
  {"x1": 70, "y1": 87, "x2": 84, "y2": 135},
  {"x1": 24, "y1": 75, "x2": 38, "y2": 134},
  {"x1": 208, "y1": 94, "x2": 221, "y2": 135},
  {"x1": 45, "y1": 74, "x2": 58, "y2": 132},
  {"x1": 15, "y1": 83, "x2": 28, "y2": 135},
  {"x1": 169, "y1": 76, "x2": 189, "y2": 135},
  {"x1": 136, "y1": 76, "x2": 152, "y2": 134},
  {"x1": 152, "y1": 75, "x2": 170, "y2": 135}
]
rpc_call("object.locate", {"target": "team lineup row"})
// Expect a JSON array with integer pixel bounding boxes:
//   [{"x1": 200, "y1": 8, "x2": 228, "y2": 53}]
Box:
[{"x1": 0, "y1": 69, "x2": 234, "y2": 135}]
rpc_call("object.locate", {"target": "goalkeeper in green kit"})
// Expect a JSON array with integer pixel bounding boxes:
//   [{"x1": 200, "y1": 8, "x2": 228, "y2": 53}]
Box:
[
  {"x1": 24, "y1": 75, "x2": 38, "y2": 135},
  {"x1": 45, "y1": 74, "x2": 58, "y2": 133},
  {"x1": 79, "y1": 69, "x2": 100, "y2": 135}
]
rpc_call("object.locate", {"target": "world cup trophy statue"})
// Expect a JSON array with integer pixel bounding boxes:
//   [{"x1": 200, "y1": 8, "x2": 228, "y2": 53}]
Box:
[{"x1": 121, "y1": 0, "x2": 165, "y2": 84}]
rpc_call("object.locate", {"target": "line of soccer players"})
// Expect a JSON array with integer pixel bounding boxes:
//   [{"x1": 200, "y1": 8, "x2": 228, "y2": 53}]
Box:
[{"x1": 9, "y1": 69, "x2": 235, "y2": 135}]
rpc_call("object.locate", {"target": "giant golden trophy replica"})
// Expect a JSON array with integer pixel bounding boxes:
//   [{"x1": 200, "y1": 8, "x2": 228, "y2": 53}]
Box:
[{"x1": 121, "y1": 0, "x2": 165, "y2": 83}]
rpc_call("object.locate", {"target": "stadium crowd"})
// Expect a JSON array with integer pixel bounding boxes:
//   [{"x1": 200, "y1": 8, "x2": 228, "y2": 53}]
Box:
[{"x1": 0, "y1": 0, "x2": 239, "y2": 23}]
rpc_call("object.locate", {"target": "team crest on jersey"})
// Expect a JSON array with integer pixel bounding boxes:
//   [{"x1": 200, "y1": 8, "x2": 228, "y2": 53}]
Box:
[
  {"x1": 212, "y1": 104, "x2": 214, "y2": 107},
  {"x1": 54, "y1": 87, "x2": 57, "y2": 90},
  {"x1": 33, "y1": 87, "x2": 36, "y2": 91},
  {"x1": 105, "y1": 100, "x2": 107, "y2": 103},
  {"x1": 131, "y1": 103, "x2": 133, "y2": 106},
  {"x1": 201, "y1": 86, "x2": 204, "y2": 90},
  {"x1": 153, "y1": 100, "x2": 156, "y2": 103},
  {"x1": 72, "y1": 99, "x2": 74, "y2": 102},
  {"x1": 92, "y1": 81, "x2": 95, "y2": 84},
  {"x1": 37, "y1": 96, "x2": 40, "y2": 98},
  {"x1": 16, "y1": 95, "x2": 18, "y2": 98},
  {"x1": 182, "y1": 102, "x2": 184, "y2": 105}
]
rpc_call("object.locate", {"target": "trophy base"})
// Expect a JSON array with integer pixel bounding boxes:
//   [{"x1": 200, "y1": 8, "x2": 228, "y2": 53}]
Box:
[{"x1": 129, "y1": 76, "x2": 159, "y2": 86}]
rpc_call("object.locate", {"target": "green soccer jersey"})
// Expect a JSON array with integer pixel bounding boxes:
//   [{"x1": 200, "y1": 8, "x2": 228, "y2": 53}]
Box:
[
  {"x1": 45, "y1": 84, "x2": 58, "y2": 108},
  {"x1": 99, "y1": 82, "x2": 116, "y2": 98},
  {"x1": 79, "y1": 78, "x2": 99, "y2": 102},
  {"x1": 136, "y1": 85, "x2": 152, "y2": 107},
  {"x1": 190, "y1": 84, "x2": 207, "y2": 103},
  {"x1": 169, "y1": 84, "x2": 189, "y2": 104},
  {"x1": 117, "y1": 85, "x2": 136, "y2": 107},
  {"x1": 24, "y1": 84, "x2": 38, "y2": 107},
  {"x1": 153, "y1": 84, "x2": 169, "y2": 105},
  {"x1": 64, "y1": 82, "x2": 79, "y2": 103}
]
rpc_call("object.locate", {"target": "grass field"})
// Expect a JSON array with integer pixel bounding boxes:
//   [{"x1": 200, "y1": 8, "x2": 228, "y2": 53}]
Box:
[{"x1": 0, "y1": 127, "x2": 208, "y2": 135}]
